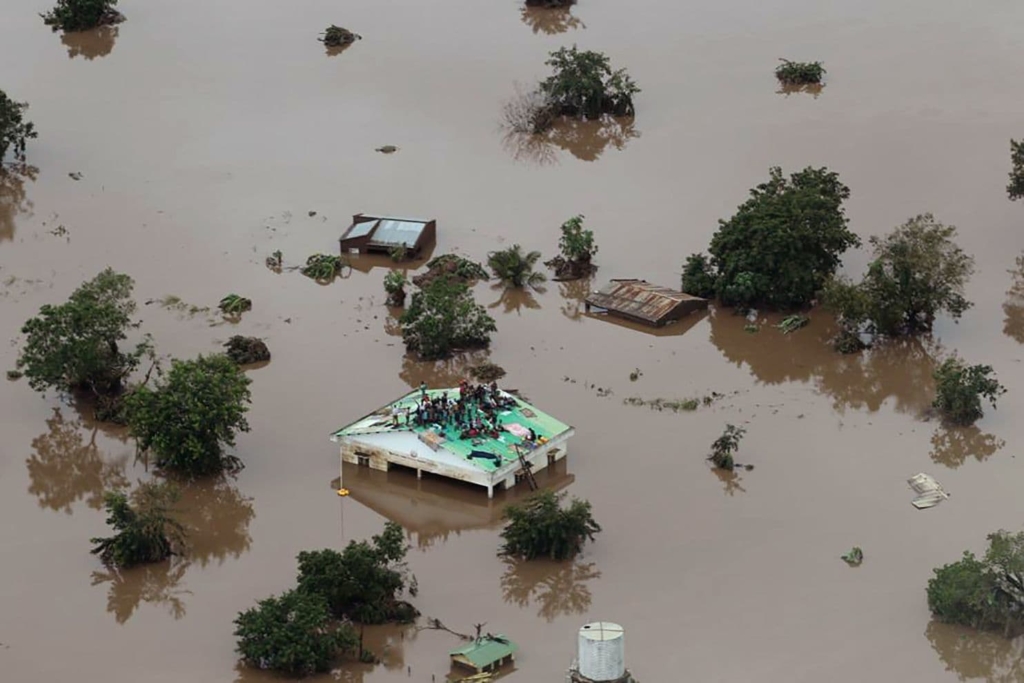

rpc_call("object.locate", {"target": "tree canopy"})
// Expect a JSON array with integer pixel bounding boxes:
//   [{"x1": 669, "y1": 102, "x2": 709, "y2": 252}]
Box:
[
  {"x1": 296, "y1": 521, "x2": 418, "y2": 624},
  {"x1": 0, "y1": 90, "x2": 37, "y2": 163},
  {"x1": 928, "y1": 530, "x2": 1024, "y2": 637},
  {"x1": 234, "y1": 589, "x2": 357, "y2": 676},
  {"x1": 1008, "y1": 139, "x2": 1024, "y2": 201},
  {"x1": 539, "y1": 46, "x2": 639, "y2": 119},
  {"x1": 124, "y1": 354, "x2": 252, "y2": 477},
  {"x1": 41, "y1": 0, "x2": 123, "y2": 32},
  {"x1": 488, "y1": 244, "x2": 546, "y2": 289},
  {"x1": 17, "y1": 268, "x2": 152, "y2": 397},
  {"x1": 90, "y1": 482, "x2": 185, "y2": 568},
  {"x1": 400, "y1": 277, "x2": 496, "y2": 360},
  {"x1": 683, "y1": 167, "x2": 858, "y2": 309},
  {"x1": 500, "y1": 490, "x2": 601, "y2": 561},
  {"x1": 932, "y1": 357, "x2": 1005, "y2": 426}
]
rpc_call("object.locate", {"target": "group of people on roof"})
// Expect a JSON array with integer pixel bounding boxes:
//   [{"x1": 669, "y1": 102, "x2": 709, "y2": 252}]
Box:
[{"x1": 391, "y1": 380, "x2": 524, "y2": 441}]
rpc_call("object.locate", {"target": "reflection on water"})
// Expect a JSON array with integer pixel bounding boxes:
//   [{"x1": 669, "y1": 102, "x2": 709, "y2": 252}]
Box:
[
  {"x1": 91, "y1": 560, "x2": 190, "y2": 623},
  {"x1": 776, "y1": 83, "x2": 824, "y2": 98},
  {"x1": 0, "y1": 164, "x2": 37, "y2": 242},
  {"x1": 488, "y1": 285, "x2": 542, "y2": 315},
  {"x1": 60, "y1": 25, "x2": 118, "y2": 60},
  {"x1": 926, "y1": 619, "x2": 1024, "y2": 682},
  {"x1": 558, "y1": 277, "x2": 591, "y2": 321},
  {"x1": 399, "y1": 348, "x2": 493, "y2": 389},
  {"x1": 500, "y1": 557, "x2": 599, "y2": 621},
  {"x1": 520, "y1": 6, "x2": 585, "y2": 35},
  {"x1": 502, "y1": 116, "x2": 639, "y2": 164},
  {"x1": 929, "y1": 425, "x2": 1004, "y2": 469},
  {"x1": 176, "y1": 476, "x2": 255, "y2": 567},
  {"x1": 713, "y1": 467, "x2": 747, "y2": 496},
  {"x1": 26, "y1": 408, "x2": 130, "y2": 514},
  {"x1": 347, "y1": 247, "x2": 436, "y2": 274},
  {"x1": 1002, "y1": 254, "x2": 1024, "y2": 344}
]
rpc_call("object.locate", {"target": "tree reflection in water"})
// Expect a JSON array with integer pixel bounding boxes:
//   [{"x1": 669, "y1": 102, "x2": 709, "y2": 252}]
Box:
[
  {"x1": 26, "y1": 408, "x2": 130, "y2": 514},
  {"x1": 558, "y1": 277, "x2": 592, "y2": 321},
  {"x1": 488, "y1": 285, "x2": 542, "y2": 316},
  {"x1": 500, "y1": 557, "x2": 600, "y2": 621},
  {"x1": 776, "y1": 83, "x2": 825, "y2": 99},
  {"x1": 399, "y1": 348, "x2": 493, "y2": 389},
  {"x1": 502, "y1": 116, "x2": 639, "y2": 164},
  {"x1": 929, "y1": 425, "x2": 1004, "y2": 469},
  {"x1": 60, "y1": 25, "x2": 118, "y2": 60},
  {"x1": 712, "y1": 467, "x2": 747, "y2": 496},
  {"x1": 0, "y1": 164, "x2": 37, "y2": 242},
  {"x1": 91, "y1": 560, "x2": 190, "y2": 624},
  {"x1": 1002, "y1": 253, "x2": 1024, "y2": 344},
  {"x1": 519, "y1": 6, "x2": 584, "y2": 35},
  {"x1": 926, "y1": 619, "x2": 1024, "y2": 682}
]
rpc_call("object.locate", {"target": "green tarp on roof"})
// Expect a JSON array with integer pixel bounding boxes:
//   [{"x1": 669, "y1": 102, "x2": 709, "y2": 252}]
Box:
[{"x1": 449, "y1": 635, "x2": 517, "y2": 668}]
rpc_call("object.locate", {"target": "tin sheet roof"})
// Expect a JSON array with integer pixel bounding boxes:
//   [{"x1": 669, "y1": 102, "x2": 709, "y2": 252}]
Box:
[
  {"x1": 449, "y1": 636, "x2": 517, "y2": 668},
  {"x1": 585, "y1": 279, "x2": 705, "y2": 324},
  {"x1": 372, "y1": 219, "x2": 425, "y2": 247},
  {"x1": 344, "y1": 219, "x2": 378, "y2": 239}
]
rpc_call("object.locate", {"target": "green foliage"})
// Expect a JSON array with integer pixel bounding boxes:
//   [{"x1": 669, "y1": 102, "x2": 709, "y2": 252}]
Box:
[
  {"x1": 234, "y1": 589, "x2": 357, "y2": 676},
  {"x1": 388, "y1": 245, "x2": 408, "y2": 262},
  {"x1": 17, "y1": 268, "x2": 151, "y2": 397},
  {"x1": 774, "y1": 59, "x2": 826, "y2": 85},
  {"x1": 0, "y1": 90, "x2": 37, "y2": 163},
  {"x1": 384, "y1": 269, "x2": 408, "y2": 307},
  {"x1": 296, "y1": 522, "x2": 417, "y2": 624},
  {"x1": 701, "y1": 166, "x2": 858, "y2": 309},
  {"x1": 681, "y1": 253, "x2": 716, "y2": 298},
  {"x1": 421, "y1": 254, "x2": 489, "y2": 283},
  {"x1": 499, "y1": 490, "x2": 601, "y2": 561},
  {"x1": 320, "y1": 25, "x2": 360, "y2": 47},
  {"x1": 223, "y1": 336, "x2": 270, "y2": 365},
  {"x1": 400, "y1": 277, "x2": 496, "y2": 360},
  {"x1": 556, "y1": 214, "x2": 598, "y2": 277},
  {"x1": 41, "y1": 0, "x2": 121, "y2": 32},
  {"x1": 540, "y1": 46, "x2": 639, "y2": 119},
  {"x1": 125, "y1": 354, "x2": 252, "y2": 477},
  {"x1": 90, "y1": 482, "x2": 185, "y2": 568},
  {"x1": 488, "y1": 244, "x2": 546, "y2": 289},
  {"x1": 777, "y1": 314, "x2": 809, "y2": 334},
  {"x1": 928, "y1": 531, "x2": 1024, "y2": 636},
  {"x1": 709, "y1": 424, "x2": 745, "y2": 471},
  {"x1": 218, "y1": 294, "x2": 252, "y2": 317},
  {"x1": 841, "y1": 547, "x2": 864, "y2": 567},
  {"x1": 932, "y1": 357, "x2": 1005, "y2": 426},
  {"x1": 265, "y1": 250, "x2": 283, "y2": 272},
  {"x1": 1008, "y1": 139, "x2": 1024, "y2": 201},
  {"x1": 301, "y1": 254, "x2": 348, "y2": 282}
]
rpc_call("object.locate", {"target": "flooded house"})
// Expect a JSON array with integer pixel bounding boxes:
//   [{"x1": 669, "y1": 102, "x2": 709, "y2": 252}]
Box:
[
  {"x1": 584, "y1": 279, "x2": 708, "y2": 328},
  {"x1": 331, "y1": 387, "x2": 575, "y2": 498},
  {"x1": 339, "y1": 214, "x2": 436, "y2": 256}
]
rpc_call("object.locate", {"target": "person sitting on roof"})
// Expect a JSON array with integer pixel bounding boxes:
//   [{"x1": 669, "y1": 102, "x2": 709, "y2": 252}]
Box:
[{"x1": 528, "y1": 427, "x2": 537, "y2": 442}]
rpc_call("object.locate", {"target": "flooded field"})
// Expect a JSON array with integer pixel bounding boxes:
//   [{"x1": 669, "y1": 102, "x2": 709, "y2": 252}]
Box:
[{"x1": 3, "y1": 0, "x2": 1024, "y2": 680}]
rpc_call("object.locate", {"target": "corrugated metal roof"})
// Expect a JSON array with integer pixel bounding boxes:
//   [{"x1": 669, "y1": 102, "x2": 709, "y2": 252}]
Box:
[
  {"x1": 585, "y1": 279, "x2": 704, "y2": 324},
  {"x1": 371, "y1": 219, "x2": 426, "y2": 247},
  {"x1": 344, "y1": 219, "x2": 378, "y2": 239},
  {"x1": 449, "y1": 636, "x2": 517, "y2": 668}
]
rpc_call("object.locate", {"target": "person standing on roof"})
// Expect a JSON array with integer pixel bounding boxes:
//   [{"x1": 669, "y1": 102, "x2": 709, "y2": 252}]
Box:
[{"x1": 419, "y1": 381, "x2": 428, "y2": 400}]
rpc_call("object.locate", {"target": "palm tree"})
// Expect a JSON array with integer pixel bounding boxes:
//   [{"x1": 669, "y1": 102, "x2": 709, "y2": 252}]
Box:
[{"x1": 487, "y1": 245, "x2": 546, "y2": 289}]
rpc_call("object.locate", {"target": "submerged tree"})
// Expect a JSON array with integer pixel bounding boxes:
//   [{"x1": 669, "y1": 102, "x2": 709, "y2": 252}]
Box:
[
  {"x1": 500, "y1": 490, "x2": 601, "y2": 561},
  {"x1": 1008, "y1": 139, "x2": 1024, "y2": 201},
  {"x1": 928, "y1": 530, "x2": 1024, "y2": 637},
  {"x1": 774, "y1": 59, "x2": 825, "y2": 86},
  {"x1": 17, "y1": 269, "x2": 152, "y2": 398},
  {"x1": 685, "y1": 167, "x2": 858, "y2": 309},
  {"x1": 90, "y1": 482, "x2": 186, "y2": 568},
  {"x1": 383, "y1": 269, "x2": 408, "y2": 307},
  {"x1": 124, "y1": 354, "x2": 252, "y2": 477},
  {"x1": 235, "y1": 589, "x2": 358, "y2": 676},
  {"x1": 488, "y1": 244, "x2": 546, "y2": 289},
  {"x1": 319, "y1": 25, "x2": 361, "y2": 47},
  {"x1": 296, "y1": 522, "x2": 418, "y2": 624},
  {"x1": 223, "y1": 336, "x2": 270, "y2": 365},
  {"x1": 708, "y1": 424, "x2": 745, "y2": 471},
  {"x1": 400, "y1": 277, "x2": 496, "y2": 360},
  {"x1": 42, "y1": 0, "x2": 124, "y2": 32},
  {"x1": 0, "y1": 90, "x2": 37, "y2": 163},
  {"x1": 932, "y1": 357, "x2": 1005, "y2": 426},
  {"x1": 540, "y1": 46, "x2": 639, "y2": 119},
  {"x1": 547, "y1": 214, "x2": 598, "y2": 280}
]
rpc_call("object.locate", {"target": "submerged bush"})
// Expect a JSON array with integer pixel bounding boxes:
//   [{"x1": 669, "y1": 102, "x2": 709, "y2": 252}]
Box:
[
  {"x1": 90, "y1": 482, "x2": 185, "y2": 568},
  {"x1": 774, "y1": 59, "x2": 825, "y2": 86},
  {"x1": 383, "y1": 269, "x2": 408, "y2": 307},
  {"x1": 400, "y1": 277, "x2": 496, "y2": 359},
  {"x1": 547, "y1": 214, "x2": 598, "y2": 280},
  {"x1": 488, "y1": 244, "x2": 546, "y2": 289},
  {"x1": 500, "y1": 490, "x2": 601, "y2": 560},
  {"x1": 1008, "y1": 139, "x2": 1024, "y2": 201},
  {"x1": 224, "y1": 336, "x2": 270, "y2": 365},
  {"x1": 301, "y1": 254, "x2": 348, "y2": 282},
  {"x1": 538, "y1": 46, "x2": 639, "y2": 120},
  {"x1": 932, "y1": 357, "x2": 1005, "y2": 426},
  {"x1": 42, "y1": 0, "x2": 123, "y2": 32},
  {"x1": 218, "y1": 294, "x2": 252, "y2": 318},
  {"x1": 709, "y1": 424, "x2": 745, "y2": 471},
  {"x1": 412, "y1": 254, "x2": 489, "y2": 288},
  {"x1": 0, "y1": 90, "x2": 37, "y2": 163},
  {"x1": 320, "y1": 25, "x2": 361, "y2": 47},
  {"x1": 525, "y1": 0, "x2": 575, "y2": 6}
]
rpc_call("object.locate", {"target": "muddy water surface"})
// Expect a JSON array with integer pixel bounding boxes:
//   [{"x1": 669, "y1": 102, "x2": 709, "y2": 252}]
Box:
[{"x1": 3, "y1": 0, "x2": 1024, "y2": 681}]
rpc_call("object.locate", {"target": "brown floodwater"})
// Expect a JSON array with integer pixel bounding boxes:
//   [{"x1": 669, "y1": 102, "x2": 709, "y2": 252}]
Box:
[{"x1": 3, "y1": 0, "x2": 1024, "y2": 680}]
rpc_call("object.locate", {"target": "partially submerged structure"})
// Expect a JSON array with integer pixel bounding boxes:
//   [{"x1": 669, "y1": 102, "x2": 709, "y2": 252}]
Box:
[
  {"x1": 585, "y1": 279, "x2": 707, "y2": 328},
  {"x1": 449, "y1": 634, "x2": 518, "y2": 674},
  {"x1": 568, "y1": 622, "x2": 636, "y2": 683},
  {"x1": 339, "y1": 214, "x2": 436, "y2": 256},
  {"x1": 331, "y1": 387, "x2": 575, "y2": 498}
]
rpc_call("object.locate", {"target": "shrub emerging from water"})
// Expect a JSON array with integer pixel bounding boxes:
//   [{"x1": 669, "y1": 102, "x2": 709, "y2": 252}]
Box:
[
  {"x1": 400, "y1": 277, "x2": 496, "y2": 360},
  {"x1": 547, "y1": 214, "x2": 598, "y2": 280},
  {"x1": 709, "y1": 424, "x2": 745, "y2": 471},
  {"x1": 41, "y1": 0, "x2": 124, "y2": 32},
  {"x1": 218, "y1": 294, "x2": 252, "y2": 319},
  {"x1": 320, "y1": 25, "x2": 361, "y2": 47},
  {"x1": 413, "y1": 254, "x2": 489, "y2": 288},
  {"x1": 932, "y1": 357, "x2": 1005, "y2": 426},
  {"x1": 383, "y1": 269, "x2": 408, "y2": 307},
  {"x1": 500, "y1": 490, "x2": 601, "y2": 560},
  {"x1": 224, "y1": 336, "x2": 270, "y2": 365},
  {"x1": 540, "y1": 46, "x2": 639, "y2": 119},
  {"x1": 90, "y1": 482, "x2": 185, "y2": 568},
  {"x1": 301, "y1": 253, "x2": 348, "y2": 282},
  {"x1": 235, "y1": 589, "x2": 358, "y2": 676},
  {"x1": 774, "y1": 59, "x2": 825, "y2": 86},
  {"x1": 681, "y1": 254, "x2": 716, "y2": 299},
  {"x1": 1008, "y1": 139, "x2": 1024, "y2": 201},
  {"x1": 686, "y1": 167, "x2": 857, "y2": 308},
  {"x1": 927, "y1": 530, "x2": 1024, "y2": 637},
  {"x1": 0, "y1": 90, "x2": 37, "y2": 163},
  {"x1": 125, "y1": 354, "x2": 252, "y2": 476},
  {"x1": 489, "y1": 244, "x2": 546, "y2": 289}
]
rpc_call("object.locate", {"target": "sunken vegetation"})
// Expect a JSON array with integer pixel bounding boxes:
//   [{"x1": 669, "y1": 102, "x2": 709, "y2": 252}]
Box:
[
  {"x1": 469, "y1": 361, "x2": 507, "y2": 382},
  {"x1": 235, "y1": 590, "x2": 358, "y2": 676},
  {"x1": 683, "y1": 167, "x2": 858, "y2": 309},
  {"x1": 928, "y1": 530, "x2": 1024, "y2": 637},
  {"x1": 383, "y1": 269, "x2": 408, "y2": 307},
  {"x1": 400, "y1": 276, "x2": 497, "y2": 360},
  {"x1": 0, "y1": 89, "x2": 37, "y2": 163},
  {"x1": 932, "y1": 357, "x2": 1005, "y2": 426},
  {"x1": 17, "y1": 269, "x2": 153, "y2": 399},
  {"x1": 709, "y1": 424, "x2": 745, "y2": 471},
  {"x1": 500, "y1": 490, "x2": 601, "y2": 561},
  {"x1": 90, "y1": 482, "x2": 186, "y2": 569},
  {"x1": 224, "y1": 336, "x2": 270, "y2": 365},
  {"x1": 301, "y1": 253, "x2": 348, "y2": 282},
  {"x1": 320, "y1": 25, "x2": 361, "y2": 47},
  {"x1": 41, "y1": 0, "x2": 124, "y2": 32},
  {"x1": 488, "y1": 244, "x2": 546, "y2": 289},
  {"x1": 526, "y1": 0, "x2": 575, "y2": 6},
  {"x1": 296, "y1": 522, "x2": 418, "y2": 624},
  {"x1": 124, "y1": 354, "x2": 252, "y2": 477},
  {"x1": 218, "y1": 294, "x2": 252, "y2": 319},
  {"x1": 822, "y1": 214, "x2": 974, "y2": 350},
  {"x1": 413, "y1": 254, "x2": 489, "y2": 288},
  {"x1": 1008, "y1": 139, "x2": 1024, "y2": 201},
  {"x1": 547, "y1": 214, "x2": 598, "y2": 280},
  {"x1": 774, "y1": 59, "x2": 825, "y2": 86}
]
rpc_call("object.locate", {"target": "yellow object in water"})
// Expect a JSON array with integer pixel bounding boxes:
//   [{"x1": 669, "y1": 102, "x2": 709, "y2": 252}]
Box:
[{"x1": 336, "y1": 488, "x2": 350, "y2": 496}]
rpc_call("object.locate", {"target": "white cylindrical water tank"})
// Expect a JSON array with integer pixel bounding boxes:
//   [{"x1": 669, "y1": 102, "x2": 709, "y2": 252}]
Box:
[{"x1": 578, "y1": 622, "x2": 625, "y2": 681}]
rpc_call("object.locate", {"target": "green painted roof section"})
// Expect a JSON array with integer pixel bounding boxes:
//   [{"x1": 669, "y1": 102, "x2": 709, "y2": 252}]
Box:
[
  {"x1": 332, "y1": 389, "x2": 573, "y2": 473},
  {"x1": 449, "y1": 636, "x2": 518, "y2": 667}
]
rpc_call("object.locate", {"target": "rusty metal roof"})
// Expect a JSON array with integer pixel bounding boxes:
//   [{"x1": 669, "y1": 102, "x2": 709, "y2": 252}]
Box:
[{"x1": 585, "y1": 279, "x2": 705, "y2": 325}]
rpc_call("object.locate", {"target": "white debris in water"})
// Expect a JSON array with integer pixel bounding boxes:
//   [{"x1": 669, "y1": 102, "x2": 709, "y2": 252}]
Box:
[{"x1": 907, "y1": 473, "x2": 949, "y2": 509}]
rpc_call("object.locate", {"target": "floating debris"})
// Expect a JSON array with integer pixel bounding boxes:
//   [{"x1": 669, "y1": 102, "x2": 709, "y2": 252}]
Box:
[
  {"x1": 320, "y1": 25, "x2": 361, "y2": 47},
  {"x1": 623, "y1": 393, "x2": 722, "y2": 413},
  {"x1": 841, "y1": 547, "x2": 864, "y2": 566},
  {"x1": 469, "y1": 362, "x2": 506, "y2": 382},
  {"x1": 6, "y1": 369, "x2": 23, "y2": 381},
  {"x1": 265, "y1": 250, "x2": 283, "y2": 272},
  {"x1": 68, "y1": 171, "x2": 83, "y2": 180},
  {"x1": 629, "y1": 368, "x2": 642, "y2": 382},
  {"x1": 777, "y1": 314, "x2": 809, "y2": 334},
  {"x1": 301, "y1": 253, "x2": 349, "y2": 281},
  {"x1": 376, "y1": 145, "x2": 399, "y2": 154},
  {"x1": 908, "y1": 473, "x2": 949, "y2": 509}
]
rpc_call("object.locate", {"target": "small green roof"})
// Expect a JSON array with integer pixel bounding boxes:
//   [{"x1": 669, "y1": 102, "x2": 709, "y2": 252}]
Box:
[{"x1": 449, "y1": 635, "x2": 518, "y2": 668}]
